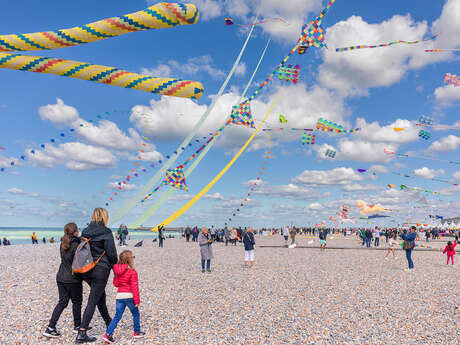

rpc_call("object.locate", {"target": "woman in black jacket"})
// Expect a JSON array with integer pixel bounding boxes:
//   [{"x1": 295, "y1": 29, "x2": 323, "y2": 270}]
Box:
[
  {"x1": 76, "y1": 208, "x2": 118, "y2": 343},
  {"x1": 43, "y1": 223, "x2": 83, "y2": 338}
]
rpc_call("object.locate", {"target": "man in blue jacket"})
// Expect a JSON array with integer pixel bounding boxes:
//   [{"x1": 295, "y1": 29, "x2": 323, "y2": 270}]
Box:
[
  {"x1": 401, "y1": 226, "x2": 417, "y2": 271},
  {"x1": 243, "y1": 227, "x2": 256, "y2": 268}
]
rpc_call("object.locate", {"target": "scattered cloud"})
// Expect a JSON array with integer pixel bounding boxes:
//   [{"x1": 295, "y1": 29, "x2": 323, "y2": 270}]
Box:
[
  {"x1": 413, "y1": 167, "x2": 445, "y2": 179},
  {"x1": 7, "y1": 188, "x2": 39, "y2": 197},
  {"x1": 428, "y1": 135, "x2": 460, "y2": 152},
  {"x1": 292, "y1": 167, "x2": 365, "y2": 186}
]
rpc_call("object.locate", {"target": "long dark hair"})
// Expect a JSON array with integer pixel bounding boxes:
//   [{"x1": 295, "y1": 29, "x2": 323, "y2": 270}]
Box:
[{"x1": 61, "y1": 223, "x2": 78, "y2": 251}]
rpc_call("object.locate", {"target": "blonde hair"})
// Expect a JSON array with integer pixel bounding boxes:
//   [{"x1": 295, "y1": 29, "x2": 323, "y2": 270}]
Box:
[
  {"x1": 91, "y1": 208, "x2": 108, "y2": 226},
  {"x1": 118, "y1": 250, "x2": 135, "y2": 269}
]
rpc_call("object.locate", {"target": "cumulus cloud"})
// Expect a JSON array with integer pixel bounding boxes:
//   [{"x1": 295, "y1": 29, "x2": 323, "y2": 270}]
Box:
[
  {"x1": 434, "y1": 85, "x2": 460, "y2": 108},
  {"x1": 356, "y1": 118, "x2": 419, "y2": 143},
  {"x1": 26, "y1": 142, "x2": 117, "y2": 171},
  {"x1": 308, "y1": 202, "x2": 324, "y2": 210},
  {"x1": 204, "y1": 192, "x2": 225, "y2": 200},
  {"x1": 292, "y1": 167, "x2": 365, "y2": 186},
  {"x1": 428, "y1": 135, "x2": 460, "y2": 152},
  {"x1": 39, "y1": 98, "x2": 79, "y2": 125},
  {"x1": 7, "y1": 188, "x2": 39, "y2": 197},
  {"x1": 334, "y1": 140, "x2": 396, "y2": 163},
  {"x1": 254, "y1": 183, "x2": 328, "y2": 200},
  {"x1": 413, "y1": 167, "x2": 445, "y2": 179},
  {"x1": 342, "y1": 184, "x2": 380, "y2": 192},
  {"x1": 108, "y1": 182, "x2": 138, "y2": 191}
]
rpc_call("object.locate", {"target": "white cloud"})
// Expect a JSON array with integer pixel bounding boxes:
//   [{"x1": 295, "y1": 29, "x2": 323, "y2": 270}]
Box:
[
  {"x1": 7, "y1": 188, "x2": 39, "y2": 197},
  {"x1": 27, "y1": 142, "x2": 117, "y2": 171},
  {"x1": 255, "y1": 183, "x2": 327, "y2": 200},
  {"x1": 369, "y1": 165, "x2": 389, "y2": 174},
  {"x1": 453, "y1": 171, "x2": 460, "y2": 181},
  {"x1": 0, "y1": 155, "x2": 24, "y2": 168},
  {"x1": 356, "y1": 118, "x2": 419, "y2": 144},
  {"x1": 428, "y1": 135, "x2": 460, "y2": 152},
  {"x1": 203, "y1": 192, "x2": 225, "y2": 200},
  {"x1": 142, "y1": 55, "x2": 225, "y2": 80},
  {"x1": 434, "y1": 85, "x2": 460, "y2": 107},
  {"x1": 38, "y1": 98, "x2": 79, "y2": 125},
  {"x1": 334, "y1": 140, "x2": 396, "y2": 163},
  {"x1": 342, "y1": 184, "x2": 380, "y2": 192},
  {"x1": 235, "y1": 62, "x2": 247, "y2": 76},
  {"x1": 292, "y1": 167, "x2": 365, "y2": 186},
  {"x1": 413, "y1": 167, "x2": 445, "y2": 179},
  {"x1": 308, "y1": 202, "x2": 323, "y2": 210},
  {"x1": 108, "y1": 182, "x2": 138, "y2": 191}
]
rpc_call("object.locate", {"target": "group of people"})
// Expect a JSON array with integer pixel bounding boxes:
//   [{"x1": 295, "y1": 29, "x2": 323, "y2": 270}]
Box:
[
  {"x1": 43, "y1": 208, "x2": 145, "y2": 343},
  {"x1": 30, "y1": 232, "x2": 55, "y2": 244}
]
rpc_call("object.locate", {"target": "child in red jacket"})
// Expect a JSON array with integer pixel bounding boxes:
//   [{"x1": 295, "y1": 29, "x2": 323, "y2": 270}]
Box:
[
  {"x1": 443, "y1": 241, "x2": 457, "y2": 266},
  {"x1": 103, "y1": 250, "x2": 145, "y2": 343}
]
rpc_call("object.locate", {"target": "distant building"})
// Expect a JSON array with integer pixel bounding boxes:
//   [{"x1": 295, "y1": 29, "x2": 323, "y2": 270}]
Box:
[{"x1": 441, "y1": 217, "x2": 460, "y2": 225}]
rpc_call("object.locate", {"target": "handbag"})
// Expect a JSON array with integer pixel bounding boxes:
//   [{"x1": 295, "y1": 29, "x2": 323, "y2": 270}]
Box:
[{"x1": 402, "y1": 240, "x2": 414, "y2": 250}]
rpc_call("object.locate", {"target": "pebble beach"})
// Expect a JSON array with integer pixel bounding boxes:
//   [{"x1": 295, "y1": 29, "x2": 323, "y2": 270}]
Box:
[{"x1": 0, "y1": 236, "x2": 459, "y2": 345}]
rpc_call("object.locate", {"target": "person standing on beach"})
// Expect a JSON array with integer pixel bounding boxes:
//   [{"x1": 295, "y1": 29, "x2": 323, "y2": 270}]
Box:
[
  {"x1": 230, "y1": 227, "x2": 238, "y2": 246},
  {"x1": 289, "y1": 227, "x2": 297, "y2": 247},
  {"x1": 185, "y1": 226, "x2": 192, "y2": 242},
  {"x1": 76, "y1": 208, "x2": 118, "y2": 343},
  {"x1": 44, "y1": 223, "x2": 84, "y2": 338},
  {"x1": 31, "y1": 232, "x2": 38, "y2": 244},
  {"x1": 282, "y1": 226, "x2": 289, "y2": 246},
  {"x1": 384, "y1": 232, "x2": 397, "y2": 260},
  {"x1": 243, "y1": 227, "x2": 256, "y2": 268},
  {"x1": 158, "y1": 225, "x2": 165, "y2": 248},
  {"x1": 401, "y1": 226, "x2": 417, "y2": 271},
  {"x1": 319, "y1": 228, "x2": 327, "y2": 251},
  {"x1": 117, "y1": 226, "x2": 123, "y2": 246},
  {"x1": 373, "y1": 227, "x2": 380, "y2": 247},
  {"x1": 443, "y1": 241, "x2": 456, "y2": 266},
  {"x1": 224, "y1": 227, "x2": 231, "y2": 246},
  {"x1": 198, "y1": 227, "x2": 213, "y2": 273}
]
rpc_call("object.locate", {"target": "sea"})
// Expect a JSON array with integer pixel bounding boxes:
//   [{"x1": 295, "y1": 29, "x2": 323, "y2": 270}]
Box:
[{"x1": 0, "y1": 227, "x2": 180, "y2": 245}]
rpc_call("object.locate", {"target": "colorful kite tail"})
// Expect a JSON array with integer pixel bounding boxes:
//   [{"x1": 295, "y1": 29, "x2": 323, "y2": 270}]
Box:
[
  {"x1": 0, "y1": 53, "x2": 203, "y2": 99},
  {"x1": 0, "y1": 3, "x2": 199, "y2": 52}
]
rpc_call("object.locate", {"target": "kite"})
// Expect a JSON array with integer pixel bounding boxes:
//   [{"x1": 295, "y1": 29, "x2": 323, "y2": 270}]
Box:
[
  {"x1": 298, "y1": 0, "x2": 336, "y2": 50},
  {"x1": 224, "y1": 17, "x2": 289, "y2": 27},
  {"x1": 384, "y1": 149, "x2": 460, "y2": 166},
  {"x1": 150, "y1": 92, "x2": 281, "y2": 231},
  {"x1": 418, "y1": 130, "x2": 431, "y2": 140},
  {"x1": 302, "y1": 133, "x2": 316, "y2": 145},
  {"x1": 316, "y1": 118, "x2": 361, "y2": 133},
  {"x1": 355, "y1": 200, "x2": 390, "y2": 215},
  {"x1": 335, "y1": 33, "x2": 441, "y2": 52},
  {"x1": 418, "y1": 115, "x2": 434, "y2": 126},
  {"x1": 393, "y1": 127, "x2": 404, "y2": 132},
  {"x1": 367, "y1": 214, "x2": 390, "y2": 219},
  {"x1": 388, "y1": 184, "x2": 395, "y2": 189},
  {"x1": 230, "y1": 100, "x2": 255, "y2": 128},
  {"x1": 277, "y1": 65, "x2": 300, "y2": 83},
  {"x1": 0, "y1": 147, "x2": 5, "y2": 150},
  {"x1": 0, "y1": 3, "x2": 203, "y2": 99},
  {"x1": 443, "y1": 73, "x2": 460, "y2": 87},
  {"x1": 263, "y1": 128, "x2": 314, "y2": 132},
  {"x1": 400, "y1": 184, "x2": 440, "y2": 195},
  {"x1": 163, "y1": 167, "x2": 188, "y2": 191},
  {"x1": 425, "y1": 49, "x2": 460, "y2": 53},
  {"x1": 357, "y1": 169, "x2": 367, "y2": 173},
  {"x1": 110, "y1": 22, "x2": 259, "y2": 226},
  {"x1": 325, "y1": 149, "x2": 336, "y2": 158},
  {"x1": 279, "y1": 114, "x2": 288, "y2": 124},
  {"x1": 391, "y1": 171, "x2": 458, "y2": 187}
]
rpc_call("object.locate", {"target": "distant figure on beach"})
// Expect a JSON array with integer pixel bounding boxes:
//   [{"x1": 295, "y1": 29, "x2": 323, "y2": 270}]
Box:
[
  {"x1": 102, "y1": 250, "x2": 145, "y2": 343},
  {"x1": 282, "y1": 226, "x2": 289, "y2": 246},
  {"x1": 158, "y1": 225, "x2": 165, "y2": 248},
  {"x1": 192, "y1": 226, "x2": 198, "y2": 242},
  {"x1": 198, "y1": 227, "x2": 213, "y2": 273},
  {"x1": 319, "y1": 228, "x2": 327, "y2": 251},
  {"x1": 43, "y1": 237, "x2": 47, "y2": 244},
  {"x1": 384, "y1": 232, "x2": 397, "y2": 260},
  {"x1": 224, "y1": 227, "x2": 230, "y2": 246},
  {"x1": 443, "y1": 241, "x2": 456, "y2": 266},
  {"x1": 117, "y1": 226, "x2": 123, "y2": 246},
  {"x1": 31, "y1": 232, "x2": 38, "y2": 244},
  {"x1": 243, "y1": 227, "x2": 256, "y2": 268},
  {"x1": 230, "y1": 227, "x2": 238, "y2": 246},
  {"x1": 43, "y1": 223, "x2": 83, "y2": 338},
  {"x1": 50, "y1": 237, "x2": 55, "y2": 244},
  {"x1": 2, "y1": 237, "x2": 10, "y2": 246},
  {"x1": 373, "y1": 227, "x2": 380, "y2": 247},
  {"x1": 76, "y1": 208, "x2": 118, "y2": 343},
  {"x1": 289, "y1": 227, "x2": 297, "y2": 247},
  {"x1": 401, "y1": 226, "x2": 416, "y2": 271},
  {"x1": 185, "y1": 226, "x2": 192, "y2": 242},
  {"x1": 121, "y1": 225, "x2": 128, "y2": 246}
]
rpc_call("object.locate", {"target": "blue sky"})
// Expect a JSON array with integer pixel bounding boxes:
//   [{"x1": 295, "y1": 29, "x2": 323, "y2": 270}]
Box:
[{"x1": 1, "y1": 0, "x2": 460, "y2": 228}]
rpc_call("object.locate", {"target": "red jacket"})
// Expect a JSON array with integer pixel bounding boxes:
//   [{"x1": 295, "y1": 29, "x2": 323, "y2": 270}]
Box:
[
  {"x1": 113, "y1": 264, "x2": 140, "y2": 305},
  {"x1": 443, "y1": 242, "x2": 457, "y2": 256}
]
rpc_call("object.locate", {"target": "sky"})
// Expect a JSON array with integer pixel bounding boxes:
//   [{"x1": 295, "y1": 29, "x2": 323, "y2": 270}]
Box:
[{"x1": 1, "y1": 0, "x2": 460, "y2": 228}]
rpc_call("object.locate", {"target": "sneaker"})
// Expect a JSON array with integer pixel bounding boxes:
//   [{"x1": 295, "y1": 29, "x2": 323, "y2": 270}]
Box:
[
  {"x1": 43, "y1": 327, "x2": 61, "y2": 338},
  {"x1": 134, "y1": 331, "x2": 146, "y2": 339},
  {"x1": 201, "y1": 269, "x2": 205, "y2": 273},
  {"x1": 73, "y1": 326, "x2": 92, "y2": 334},
  {"x1": 102, "y1": 333, "x2": 115, "y2": 343},
  {"x1": 206, "y1": 269, "x2": 211, "y2": 273}
]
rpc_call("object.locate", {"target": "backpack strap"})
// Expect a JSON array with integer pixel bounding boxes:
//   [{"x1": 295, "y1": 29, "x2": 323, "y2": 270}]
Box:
[{"x1": 94, "y1": 250, "x2": 106, "y2": 265}]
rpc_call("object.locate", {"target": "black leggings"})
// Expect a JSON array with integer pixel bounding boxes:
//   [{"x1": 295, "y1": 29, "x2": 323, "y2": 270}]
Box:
[
  {"x1": 48, "y1": 282, "x2": 83, "y2": 328},
  {"x1": 81, "y1": 267, "x2": 111, "y2": 329}
]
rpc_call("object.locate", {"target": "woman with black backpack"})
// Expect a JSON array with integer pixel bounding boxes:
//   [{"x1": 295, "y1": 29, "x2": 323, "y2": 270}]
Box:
[
  {"x1": 43, "y1": 223, "x2": 84, "y2": 338},
  {"x1": 76, "y1": 208, "x2": 118, "y2": 343}
]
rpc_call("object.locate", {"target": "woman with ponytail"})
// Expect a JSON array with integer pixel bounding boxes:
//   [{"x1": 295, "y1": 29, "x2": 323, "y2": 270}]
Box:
[{"x1": 43, "y1": 223, "x2": 84, "y2": 338}]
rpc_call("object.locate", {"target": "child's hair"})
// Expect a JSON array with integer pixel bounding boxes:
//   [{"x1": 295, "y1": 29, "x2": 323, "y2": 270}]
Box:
[
  {"x1": 118, "y1": 250, "x2": 135, "y2": 269},
  {"x1": 447, "y1": 241, "x2": 452, "y2": 247},
  {"x1": 61, "y1": 223, "x2": 78, "y2": 251}
]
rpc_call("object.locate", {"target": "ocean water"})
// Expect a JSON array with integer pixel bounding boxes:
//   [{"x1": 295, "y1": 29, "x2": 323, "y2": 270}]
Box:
[{"x1": 0, "y1": 227, "x2": 179, "y2": 245}]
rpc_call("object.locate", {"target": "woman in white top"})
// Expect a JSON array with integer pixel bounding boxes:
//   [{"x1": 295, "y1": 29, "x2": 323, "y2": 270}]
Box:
[{"x1": 384, "y1": 232, "x2": 397, "y2": 260}]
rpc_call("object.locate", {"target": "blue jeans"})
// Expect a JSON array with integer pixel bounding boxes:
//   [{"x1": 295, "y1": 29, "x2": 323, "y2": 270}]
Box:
[
  {"x1": 374, "y1": 237, "x2": 379, "y2": 247},
  {"x1": 106, "y1": 299, "x2": 140, "y2": 336},
  {"x1": 366, "y1": 238, "x2": 371, "y2": 247},
  {"x1": 405, "y1": 250, "x2": 414, "y2": 269},
  {"x1": 159, "y1": 237, "x2": 164, "y2": 248},
  {"x1": 201, "y1": 259, "x2": 210, "y2": 270}
]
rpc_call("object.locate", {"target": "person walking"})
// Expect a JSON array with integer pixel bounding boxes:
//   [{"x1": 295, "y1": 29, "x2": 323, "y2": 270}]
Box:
[
  {"x1": 230, "y1": 227, "x2": 238, "y2": 246},
  {"x1": 401, "y1": 226, "x2": 417, "y2": 271},
  {"x1": 224, "y1": 227, "x2": 231, "y2": 246},
  {"x1": 243, "y1": 227, "x2": 256, "y2": 268},
  {"x1": 31, "y1": 232, "x2": 38, "y2": 244},
  {"x1": 198, "y1": 227, "x2": 213, "y2": 273},
  {"x1": 76, "y1": 208, "x2": 118, "y2": 343},
  {"x1": 289, "y1": 227, "x2": 297, "y2": 247},
  {"x1": 319, "y1": 228, "x2": 327, "y2": 251},
  {"x1": 443, "y1": 241, "x2": 457, "y2": 266},
  {"x1": 43, "y1": 223, "x2": 84, "y2": 338},
  {"x1": 365, "y1": 229, "x2": 372, "y2": 248},
  {"x1": 282, "y1": 226, "x2": 290, "y2": 247},
  {"x1": 192, "y1": 226, "x2": 198, "y2": 242},
  {"x1": 117, "y1": 226, "x2": 123, "y2": 246},
  {"x1": 373, "y1": 227, "x2": 380, "y2": 247},
  {"x1": 158, "y1": 225, "x2": 165, "y2": 248},
  {"x1": 102, "y1": 250, "x2": 145, "y2": 343},
  {"x1": 121, "y1": 225, "x2": 128, "y2": 247},
  {"x1": 384, "y1": 232, "x2": 397, "y2": 260},
  {"x1": 185, "y1": 226, "x2": 192, "y2": 242}
]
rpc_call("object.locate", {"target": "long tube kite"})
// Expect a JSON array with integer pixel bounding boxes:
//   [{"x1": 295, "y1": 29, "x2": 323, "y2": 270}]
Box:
[
  {"x1": 151, "y1": 91, "x2": 281, "y2": 231},
  {"x1": 0, "y1": 3, "x2": 203, "y2": 98},
  {"x1": 109, "y1": 24, "x2": 256, "y2": 226},
  {"x1": 129, "y1": 39, "x2": 271, "y2": 228}
]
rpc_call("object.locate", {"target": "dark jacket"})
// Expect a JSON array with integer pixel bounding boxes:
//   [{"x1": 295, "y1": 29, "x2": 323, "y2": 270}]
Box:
[
  {"x1": 56, "y1": 234, "x2": 82, "y2": 284},
  {"x1": 243, "y1": 232, "x2": 255, "y2": 251},
  {"x1": 82, "y1": 222, "x2": 118, "y2": 271},
  {"x1": 401, "y1": 231, "x2": 417, "y2": 250}
]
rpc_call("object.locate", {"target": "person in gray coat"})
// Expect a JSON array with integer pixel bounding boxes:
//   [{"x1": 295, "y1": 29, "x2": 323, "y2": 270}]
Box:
[{"x1": 198, "y1": 227, "x2": 213, "y2": 273}]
